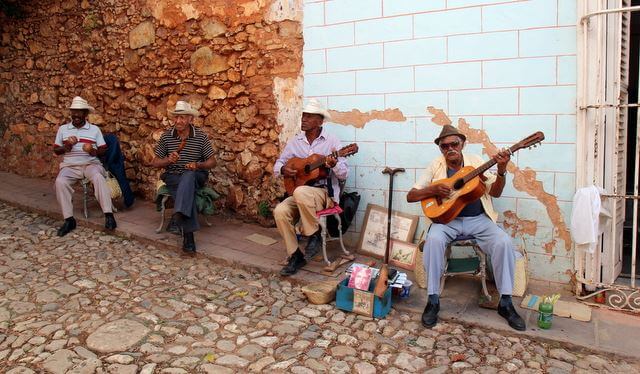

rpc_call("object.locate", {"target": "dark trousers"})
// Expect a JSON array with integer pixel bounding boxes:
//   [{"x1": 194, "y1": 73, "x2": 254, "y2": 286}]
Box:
[{"x1": 162, "y1": 170, "x2": 207, "y2": 233}]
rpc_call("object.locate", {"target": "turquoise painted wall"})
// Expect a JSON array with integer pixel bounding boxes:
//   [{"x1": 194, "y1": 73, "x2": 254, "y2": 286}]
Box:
[{"x1": 303, "y1": 0, "x2": 577, "y2": 284}]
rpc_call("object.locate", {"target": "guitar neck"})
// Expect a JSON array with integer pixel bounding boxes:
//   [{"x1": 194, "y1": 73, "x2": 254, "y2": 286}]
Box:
[
  {"x1": 308, "y1": 155, "x2": 328, "y2": 172},
  {"x1": 462, "y1": 144, "x2": 518, "y2": 183},
  {"x1": 307, "y1": 151, "x2": 339, "y2": 172}
]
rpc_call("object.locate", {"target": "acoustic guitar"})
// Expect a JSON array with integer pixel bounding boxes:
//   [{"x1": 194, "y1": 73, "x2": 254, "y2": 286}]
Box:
[
  {"x1": 283, "y1": 143, "x2": 359, "y2": 195},
  {"x1": 421, "y1": 132, "x2": 545, "y2": 224}
]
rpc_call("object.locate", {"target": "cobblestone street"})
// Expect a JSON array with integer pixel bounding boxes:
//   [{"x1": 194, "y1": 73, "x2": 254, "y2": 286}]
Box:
[{"x1": 0, "y1": 202, "x2": 638, "y2": 374}]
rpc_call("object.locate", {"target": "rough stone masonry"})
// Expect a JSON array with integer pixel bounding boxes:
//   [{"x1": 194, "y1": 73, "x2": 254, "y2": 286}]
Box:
[{"x1": 0, "y1": 0, "x2": 304, "y2": 220}]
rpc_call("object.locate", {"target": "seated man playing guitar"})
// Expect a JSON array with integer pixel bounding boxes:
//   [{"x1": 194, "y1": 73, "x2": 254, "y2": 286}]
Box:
[
  {"x1": 406, "y1": 124, "x2": 526, "y2": 331},
  {"x1": 273, "y1": 99, "x2": 349, "y2": 276}
]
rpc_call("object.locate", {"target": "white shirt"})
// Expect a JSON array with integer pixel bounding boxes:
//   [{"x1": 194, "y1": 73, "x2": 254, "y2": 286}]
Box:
[
  {"x1": 54, "y1": 121, "x2": 106, "y2": 168},
  {"x1": 570, "y1": 186, "x2": 611, "y2": 253}
]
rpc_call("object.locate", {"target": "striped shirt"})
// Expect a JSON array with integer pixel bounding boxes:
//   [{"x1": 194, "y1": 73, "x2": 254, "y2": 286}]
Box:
[
  {"x1": 154, "y1": 125, "x2": 214, "y2": 174},
  {"x1": 54, "y1": 121, "x2": 106, "y2": 168}
]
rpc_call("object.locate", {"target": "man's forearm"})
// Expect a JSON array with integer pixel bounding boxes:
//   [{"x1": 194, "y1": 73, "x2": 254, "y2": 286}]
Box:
[
  {"x1": 198, "y1": 157, "x2": 216, "y2": 170},
  {"x1": 489, "y1": 174, "x2": 506, "y2": 197},
  {"x1": 53, "y1": 144, "x2": 71, "y2": 155},
  {"x1": 151, "y1": 157, "x2": 171, "y2": 168}
]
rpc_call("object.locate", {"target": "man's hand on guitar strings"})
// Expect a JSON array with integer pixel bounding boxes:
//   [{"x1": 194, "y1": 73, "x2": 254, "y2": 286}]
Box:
[
  {"x1": 280, "y1": 164, "x2": 297, "y2": 177},
  {"x1": 325, "y1": 153, "x2": 337, "y2": 168},
  {"x1": 494, "y1": 148, "x2": 511, "y2": 173},
  {"x1": 433, "y1": 184, "x2": 452, "y2": 198}
]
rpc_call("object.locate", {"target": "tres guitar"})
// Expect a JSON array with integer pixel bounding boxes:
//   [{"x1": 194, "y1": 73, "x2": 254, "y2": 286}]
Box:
[
  {"x1": 283, "y1": 143, "x2": 359, "y2": 195},
  {"x1": 421, "y1": 132, "x2": 545, "y2": 224}
]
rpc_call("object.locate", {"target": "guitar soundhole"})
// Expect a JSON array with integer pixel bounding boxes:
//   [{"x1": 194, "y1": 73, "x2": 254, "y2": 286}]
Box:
[
  {"x1": 304, "y1": 164, "x2": 311, "y2": 174},
  {"x1": 453, "y1": 178, "x2": 464, "y2": 190}
]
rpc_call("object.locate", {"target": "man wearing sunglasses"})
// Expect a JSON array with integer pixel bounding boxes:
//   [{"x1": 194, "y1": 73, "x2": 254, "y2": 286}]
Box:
[{"x1": 407, "y1": 125, "x2": 525, "y2": 332}]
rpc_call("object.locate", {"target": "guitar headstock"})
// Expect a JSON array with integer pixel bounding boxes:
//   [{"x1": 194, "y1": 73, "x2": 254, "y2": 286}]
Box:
[
  {"x1": 336, "y1": 143, "x2": 359, "y2": 158},
  {"x1": 511, "y1": 132, "x2": 544, "y2": 152}
]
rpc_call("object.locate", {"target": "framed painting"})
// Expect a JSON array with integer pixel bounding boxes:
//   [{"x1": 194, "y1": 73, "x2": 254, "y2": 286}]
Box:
[
  {"x1": 389, "y1": 239, "x2": 419, "y2": 270},
  {"x1": 357, "y1": 203, "x2": 419, "y2": 259}
]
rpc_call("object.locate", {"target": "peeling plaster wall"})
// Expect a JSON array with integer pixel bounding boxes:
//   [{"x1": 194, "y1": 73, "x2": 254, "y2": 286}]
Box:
[{"x1": 303, "y1": 0, "x2": 578, "y2": 284}]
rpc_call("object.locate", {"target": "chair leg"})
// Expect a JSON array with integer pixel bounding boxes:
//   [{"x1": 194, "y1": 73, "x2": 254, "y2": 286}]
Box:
[
  {"x1": 156, "y1": 195, "x2": 169, "y2": 233},
  {"x1": 334, "y1": 214, "x2": 351, "y2": 256},
  {"x1": 82, "y1": 181, "x2": 89, "y2": 219},
  {"x1": 319, "y1": 217, "x2": 331, "y2": 266},
  {"x1": 475, "y1": 247, "x2": 491, "y2": 301}
]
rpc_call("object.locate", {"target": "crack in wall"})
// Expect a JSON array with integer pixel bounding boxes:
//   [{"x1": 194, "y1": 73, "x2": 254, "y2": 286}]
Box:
[
  {"x1": 327, "y1": 108, "x2": 406, "y2": 128},
  {"x1": 427, "y1": 106, "x2": 572, "y2": 253}
]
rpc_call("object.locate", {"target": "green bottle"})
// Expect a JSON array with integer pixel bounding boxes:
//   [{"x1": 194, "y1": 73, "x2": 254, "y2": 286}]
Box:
[{"x1": 537, "y1": 301, "x2": 553, "y2": 329}]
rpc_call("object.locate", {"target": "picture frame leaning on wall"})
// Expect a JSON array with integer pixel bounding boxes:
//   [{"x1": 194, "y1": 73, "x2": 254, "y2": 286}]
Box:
[
  {"x1": 389, "y1": 239, "x2": 419, "y2": 270},
  {"x1": 357, "y1": 203, "x2": 419, "y2": 259}
]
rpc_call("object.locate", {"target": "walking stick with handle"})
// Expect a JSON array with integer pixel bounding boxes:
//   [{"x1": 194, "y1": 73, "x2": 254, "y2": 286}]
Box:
[{"x1": 374, "y1": 166, "x2": 405, "y2": 298}]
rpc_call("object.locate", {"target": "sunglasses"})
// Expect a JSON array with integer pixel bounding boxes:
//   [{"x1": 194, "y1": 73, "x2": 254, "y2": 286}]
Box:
[{"x1": 439, "y1": 141, "x2": 461, "y2": 150}]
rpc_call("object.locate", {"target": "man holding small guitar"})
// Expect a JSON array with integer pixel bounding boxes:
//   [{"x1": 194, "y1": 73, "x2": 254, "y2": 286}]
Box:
[
  {"x1": 273, "y1": 99, "x2": 354, "y2": 276},
  {"x1": 407, "y1": 124, "x2": 527, "y2": 331}
]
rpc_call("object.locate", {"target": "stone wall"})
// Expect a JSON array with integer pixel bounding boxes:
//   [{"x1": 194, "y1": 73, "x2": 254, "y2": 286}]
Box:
[{"x1": 0, "y1": 0, "x2": 303, "y2": 219}]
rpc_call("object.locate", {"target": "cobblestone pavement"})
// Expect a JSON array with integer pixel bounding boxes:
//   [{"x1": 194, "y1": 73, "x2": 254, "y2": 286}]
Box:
[{"x1": 1, "y1": 203, "x2": 639, "y2": 374}]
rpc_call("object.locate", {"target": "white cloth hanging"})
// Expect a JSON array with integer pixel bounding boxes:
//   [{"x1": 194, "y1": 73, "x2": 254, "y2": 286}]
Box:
[{"x1": 570, "y1": 186, "x2": 611, "y2": 253}]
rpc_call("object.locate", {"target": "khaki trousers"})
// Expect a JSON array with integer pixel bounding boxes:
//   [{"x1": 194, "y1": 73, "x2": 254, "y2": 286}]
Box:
[
  {"x1": 55, "y1": 164, "x2": 112, "y2": 219},
  {"x1": 274, "y1": 186, "x2": 331, "y2": 256}
]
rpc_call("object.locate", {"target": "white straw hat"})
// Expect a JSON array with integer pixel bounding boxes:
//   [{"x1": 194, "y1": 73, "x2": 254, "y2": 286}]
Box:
[
  {"x1": 302, "y1": 99, "x2": 331, "y2": 121},
  {"x1": 170, "y1": 101, "x2": 200, "y2": 117},
  {"x1": 69, "y1": 96, "x2": 95, "y2": 112}
]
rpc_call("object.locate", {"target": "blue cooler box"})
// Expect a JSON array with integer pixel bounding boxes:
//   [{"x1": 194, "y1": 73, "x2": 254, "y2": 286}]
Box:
[{"x1": 335, "y1": 278, "x2": 392, "y2": 318}]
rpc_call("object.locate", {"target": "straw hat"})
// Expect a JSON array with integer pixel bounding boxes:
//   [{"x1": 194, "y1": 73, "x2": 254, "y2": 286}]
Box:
[
  {"x1": 302, "y1": 99, "x2": 331, "y2": 121},
  {"x1": 170, "y1": 101, "x2": 200, "y2": 117},
  {"x1": 68, "y1": 96, "x2": 95, "y2": 112},
  {"x1": 434, "y1": 124, "x2": 466, "y2": 145}
]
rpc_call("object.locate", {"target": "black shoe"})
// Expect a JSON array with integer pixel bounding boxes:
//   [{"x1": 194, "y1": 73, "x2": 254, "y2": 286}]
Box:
[
  {"x1": 304, "y1": 230, "x2": 322, "y2": 260},
  {"x1": 182, "y1": 232, "x2": 196, "y2": 252},
  {"x1": 498, "y1": 299, "x2": 526, "y2": 331},
  {"x1": 280, "y1": 249, "x2": 307, "y2": 276},
  {"x1": 105, "y1": 213, "x2": 117, "y2": 231},
  {"x1": 166, "y1": 217, "x2": 182, "y2": 236},
  {"x1": 57, "y1": 217, "x2": 76, "y2": 237},
  {"x1": 421, "y1": 301, "x2": 440, "y2": 328}
]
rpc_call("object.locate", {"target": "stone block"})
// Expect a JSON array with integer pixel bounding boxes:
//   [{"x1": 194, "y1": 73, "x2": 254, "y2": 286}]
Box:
[
  {"x1": 355, "y1": 16, "x2": 412, "y2": 44},
  {"x1": 327, "y1": 44, "x2": 382, "y2": 72},
  {"x1": 384, "y1": 38, "x2": 446, "y2": 67},
  {"x1": 414, "y1": 7, "x2": 481, "y2": 38},
  {"x1": 129, "y1": 21, "x2": 155, "y2": 49},
  {"x1": 520, "y1": 27, "x2": 577, "y2": 57},
  {"x1": 448, "y1": 31, "x2": 518, "y2": 62},
  {"x1": 190, "y1": 47, "x2": 229, "y2": 75}
]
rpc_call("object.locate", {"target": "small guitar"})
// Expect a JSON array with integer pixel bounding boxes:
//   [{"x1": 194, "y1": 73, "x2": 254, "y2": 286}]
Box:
[
  {"x1": 283, "y1": 143, "x2": 359, "y2": 195},
  {"x1": 421, "y1": 132, "x2": 545, "y2": 224}
]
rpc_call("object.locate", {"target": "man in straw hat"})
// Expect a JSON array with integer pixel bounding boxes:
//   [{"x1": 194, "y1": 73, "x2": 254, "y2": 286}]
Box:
[
  {"x1": 150, "y1": 101, "x2": 216, "y2": 253},
  {"x1": 53, "y1": 96, "x2": 117, "y2": 236},
  {"x1": 407, "y1": 125, "x2": 526, "y2": 331},
  {"x1": 273, "y1": 99, "x2": 348, "y2": 276}
]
